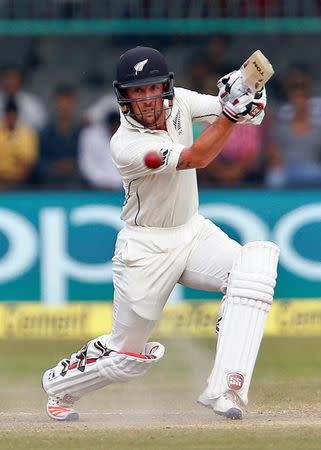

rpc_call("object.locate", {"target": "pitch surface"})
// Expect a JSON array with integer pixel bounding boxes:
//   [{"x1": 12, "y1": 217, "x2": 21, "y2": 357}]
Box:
[{"x1": 0, "y1": 337, "x2": 320, "y2": 449}]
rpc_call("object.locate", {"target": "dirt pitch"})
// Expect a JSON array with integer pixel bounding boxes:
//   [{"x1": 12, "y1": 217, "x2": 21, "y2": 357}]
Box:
[
  {"x1": 1, "y1": 387, "x2": 321, "y2": 450},
  {"x1": 0, "y1": 337, "x2": 321, "y2": 449}
]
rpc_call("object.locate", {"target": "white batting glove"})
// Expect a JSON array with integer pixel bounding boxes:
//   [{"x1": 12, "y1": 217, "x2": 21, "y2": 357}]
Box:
[
  {"x1": 222, "y1": 91, "x2": 255, "y2": 122},
  {"x1": 218, "y1": 71, "x2": 267, "y2": 124},
  {"x1": 217, "y1": 70, "x2": 252, "y2": 105},
  {"x1": 239, "y1": 87, "x2": 267, "y2": 125}
]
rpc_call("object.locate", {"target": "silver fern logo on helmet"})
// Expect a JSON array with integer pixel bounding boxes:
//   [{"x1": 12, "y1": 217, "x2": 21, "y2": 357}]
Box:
[{"x1": 134, "y1": 59, "x2": 148, "y2": 75}]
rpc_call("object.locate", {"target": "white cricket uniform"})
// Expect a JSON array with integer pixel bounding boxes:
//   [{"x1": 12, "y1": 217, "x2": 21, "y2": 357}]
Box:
[{"x1": 108, "y1": 87, "x2": 241, "y2": 352}]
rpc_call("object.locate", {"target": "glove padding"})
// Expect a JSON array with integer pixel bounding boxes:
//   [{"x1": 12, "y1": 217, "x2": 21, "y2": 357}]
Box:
[
  {"x1": 218, "y1": 70, "x2": 252, "y2": 105},
  {"x1": 222, "y1": 92, "x2": 255, "y2": 123},
  {"x1": 239, "y1": 88, "x2": 266, "y2": 125},
  {"x1": 218, "y1": 70, "x2": 267, "y2": 124}
]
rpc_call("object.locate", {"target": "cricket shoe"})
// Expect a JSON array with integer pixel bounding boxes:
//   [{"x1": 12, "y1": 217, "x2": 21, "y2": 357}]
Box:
[
  {"x1": 198, "y1": 390, "x2": 243, "y2": 420},
  {"x1": 42, "y1": 360, "x2": 79, "y2": 421},
  {"x1": 46, "y1": 395, "x2": 79, "y2": 421}
]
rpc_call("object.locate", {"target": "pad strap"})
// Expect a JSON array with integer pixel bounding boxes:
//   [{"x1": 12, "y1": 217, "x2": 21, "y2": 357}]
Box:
[
  {"x1": 228, "y1": 271, "x2": 276, "y2": 304},
  {"x1": 227, "y1": 241, "x2": 279, "y2": 305}
]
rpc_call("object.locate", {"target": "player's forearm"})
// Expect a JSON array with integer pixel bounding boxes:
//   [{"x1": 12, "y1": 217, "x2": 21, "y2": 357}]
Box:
[{"x1": 177, "y1": 115, "x2": 236, "y2": 170}]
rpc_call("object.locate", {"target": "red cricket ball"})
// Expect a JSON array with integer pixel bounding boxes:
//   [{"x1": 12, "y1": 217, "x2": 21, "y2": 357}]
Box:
[{"x1": 144, "y1": 151, "x2": 163, "y2": 169}]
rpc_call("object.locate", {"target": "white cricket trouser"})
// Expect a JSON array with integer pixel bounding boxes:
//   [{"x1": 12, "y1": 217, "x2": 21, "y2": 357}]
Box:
[{"x1": 109, "y1": 213, "x2": 240, "y2": 353}]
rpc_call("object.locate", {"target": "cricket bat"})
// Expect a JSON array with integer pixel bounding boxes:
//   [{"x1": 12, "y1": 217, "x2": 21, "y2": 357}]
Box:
[{"x1": 240, "y1": 50, "x2": 274, "y2": 92}]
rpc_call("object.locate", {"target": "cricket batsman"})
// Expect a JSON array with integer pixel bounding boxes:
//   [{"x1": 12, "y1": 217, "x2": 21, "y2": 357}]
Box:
[{"x1": 42, "y1": 46, "x2": 279, "y2": 421}]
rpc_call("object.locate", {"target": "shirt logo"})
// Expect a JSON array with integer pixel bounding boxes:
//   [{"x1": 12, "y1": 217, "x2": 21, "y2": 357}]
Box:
[
  {"x1": 160, "y1": 148, "x2": 171, "y2": 166},
  {"x1": 134, "y1": 59, "x2": 148, "y2": 75},
  {"x1": 173, "y1": 110, "x2": 182, "y2": 134}
]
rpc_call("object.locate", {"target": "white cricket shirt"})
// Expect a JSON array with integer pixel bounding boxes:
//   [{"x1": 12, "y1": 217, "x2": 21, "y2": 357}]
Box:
[{"x1": 111, "y1": 87, "x2": 222, "y2": 227}]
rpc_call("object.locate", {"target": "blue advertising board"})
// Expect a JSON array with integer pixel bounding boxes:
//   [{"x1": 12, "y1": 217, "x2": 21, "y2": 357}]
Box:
[{"x1": 0, "y1": 190, "x2": 320, "y2": 303}]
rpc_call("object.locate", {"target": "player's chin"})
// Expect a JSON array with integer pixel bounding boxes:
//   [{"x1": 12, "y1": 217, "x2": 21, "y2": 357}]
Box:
[
  {"x1": 141, "y1": 116, "x2": 158, "y2": 128},
  {"x1": 146, "y1": 111, "x2": 163, "y2": 123}
]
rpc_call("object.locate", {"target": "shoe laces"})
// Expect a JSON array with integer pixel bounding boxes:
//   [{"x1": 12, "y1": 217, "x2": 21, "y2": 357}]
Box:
[
  {"x1": 222, "y1": 391, "x2": 241, "y2": 406},
  {"x1": 48, "y1": 395, "x2": 75, "y2": 408}
]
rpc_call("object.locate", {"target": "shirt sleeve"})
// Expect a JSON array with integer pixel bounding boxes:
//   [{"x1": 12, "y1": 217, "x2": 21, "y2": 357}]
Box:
[
  {"x1": 111, "y1": 133, "x2": 184, "y2": 180},
  {"x1": 176, "y1": 87, "x2": 222, "y2": 124}
]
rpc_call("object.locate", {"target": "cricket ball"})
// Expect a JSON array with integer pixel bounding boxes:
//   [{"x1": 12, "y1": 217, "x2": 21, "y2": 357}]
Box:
[{"x1": 144, "y1": 151, "x2": 163, "y2": 169}]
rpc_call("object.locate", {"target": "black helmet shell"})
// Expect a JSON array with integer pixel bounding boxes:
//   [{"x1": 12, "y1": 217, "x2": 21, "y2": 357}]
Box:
[{"x1": 114, "y1": 46, "x2": 173, "y2": 89}]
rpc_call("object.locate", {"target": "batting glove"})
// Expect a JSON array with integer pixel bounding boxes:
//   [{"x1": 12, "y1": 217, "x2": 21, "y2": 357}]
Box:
[
  {"x1": 218, "y1": 71, "x2": 266, "y2": 124},
  {"x1": 240, "y1": 87, "x2": 267, "y2": 125},
  {"x1": 222, "y1": 92, "x2": 255, "y2": 122},
  {"x1": 217, "y1": 70, "x2": 252, "y2": 106}
]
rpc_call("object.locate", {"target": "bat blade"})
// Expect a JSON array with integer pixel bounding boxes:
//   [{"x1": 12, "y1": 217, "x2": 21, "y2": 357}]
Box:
[{"x1": 240, "y1": 50, "x2": 274, "y2": 92}]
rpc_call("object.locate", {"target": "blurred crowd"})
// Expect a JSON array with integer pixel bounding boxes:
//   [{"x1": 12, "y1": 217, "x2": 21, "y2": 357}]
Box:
[
  {"x1": 0, "y1": 65, "x2": 122, "y2": 191},
  {"x1": 1, "y1": 36, "x2": 321, "y2": 191}
]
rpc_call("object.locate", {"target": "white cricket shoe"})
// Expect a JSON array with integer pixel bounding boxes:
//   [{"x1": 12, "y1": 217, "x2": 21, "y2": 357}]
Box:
[
  {"x1": 42, "y1": 362, "x2": 79, "y2": 421},
  {"x1": 198, "y1": 390, "x2": 243, "y2": 420},
  {"x1": 46, "y1": 395, "x2": 79, "y2": 421}
]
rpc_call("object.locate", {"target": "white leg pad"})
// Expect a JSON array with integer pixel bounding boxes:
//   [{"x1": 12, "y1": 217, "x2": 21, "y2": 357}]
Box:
[
  {"x1": 42, "y1": 335, "x2": 165, "y2": 401},
  {"x1": 204, "y1": 241, "x2": 280, "y2": 406}
]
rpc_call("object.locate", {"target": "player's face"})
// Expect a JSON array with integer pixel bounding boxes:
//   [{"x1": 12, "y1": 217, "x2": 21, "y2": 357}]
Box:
[{"x1": 126, "y1": 83, "x2": 166, "y2": 129}]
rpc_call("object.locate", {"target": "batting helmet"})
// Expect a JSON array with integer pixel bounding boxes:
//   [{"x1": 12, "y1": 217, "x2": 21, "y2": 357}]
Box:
[{"x1": 113, "y1": 46, "x2": 174, "y2": 116}]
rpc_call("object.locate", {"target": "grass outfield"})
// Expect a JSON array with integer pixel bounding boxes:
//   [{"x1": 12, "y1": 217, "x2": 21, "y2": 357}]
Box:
[
  {"x1": 0, "y1": 337, "x2": 320, "y2": 449},
  {"x1": 3, "y1": 427, "x2": 321, "y2": 450}
]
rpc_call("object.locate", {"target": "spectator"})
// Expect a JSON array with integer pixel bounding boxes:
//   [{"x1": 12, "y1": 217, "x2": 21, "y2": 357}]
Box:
[
  {"x1": 276, "y1": 63, "x2": 321, "y2": 123},
  {"x1": 37, "y1": 84, "x2": 82, "y2": 188},
  {"x1": 0, "y1": 97, "x2": 38, "y2": 189},
  {"x1": 265, "y1": 66, "x2": 321, "y2": 188},
  {"x1": 205, "y1": 35, "x2": 235, "y2": 83},
  {"x1": 0, "y1": 65, "x2": 47, "y2": 130},
  {"x1": 82, "y1": 92, "x2": 118, "y2": 125},
  {"x1": 78, "y1": 110, "x2": 122, "y2": 190},
  {"x1": 198, "y1": 123, "x2": 265, "y2": 187},
  {"x1": 184, "y1": 36, "x2": 234, "y2": 95},
  {"x1": 183, "y1": 56, "x2": 211, "y2": 92}
]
